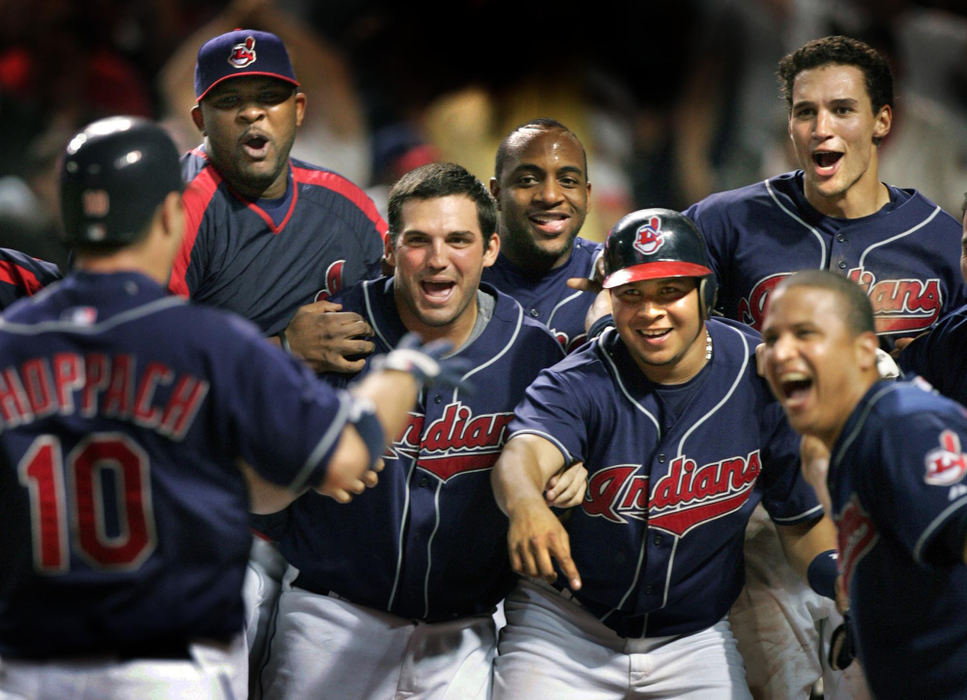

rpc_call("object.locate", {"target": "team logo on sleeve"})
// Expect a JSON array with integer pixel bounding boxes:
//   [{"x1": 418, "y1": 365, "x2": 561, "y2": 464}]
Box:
[
  {"x1": 228, "y1": 36, "x2": 257, "y2": 68},
  {"x1": 837, "y1": 495, "x2": 878, "y2": 590},
  {"x1": 633, "y1": 217, "x2": 664, "y2": 256},
  {"x1": 924, "y1": 430, "x2": 967, "y2": 486},
  {"x1": 582, "y1": 451, "x2": 760, "y2": 534},
  {"x1": 313, "y1": 260, "x2": 346, "y2": 302}
]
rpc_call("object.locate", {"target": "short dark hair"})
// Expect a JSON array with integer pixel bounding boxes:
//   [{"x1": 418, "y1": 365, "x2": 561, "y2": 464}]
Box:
[
  {"x1": 774, "y1": 269, "x2": 876, "y2": 337},
  {"x1": 387, "y1": 162, "x2": 497, "y2": 245},
  {"x1": 494, "y1": 118, "x2": 588, "y2": 182},
  {"x1": 777, "y1": 35, "x2": 894, "y2": 116}
]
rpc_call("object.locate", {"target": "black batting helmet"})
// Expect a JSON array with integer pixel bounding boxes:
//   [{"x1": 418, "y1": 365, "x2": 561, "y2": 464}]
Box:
[
  {"x1": 602, "y1": 208, "x2": 718, "y2": 317},
  {"x1": 60, "y1": 116, "x2": 183, "y2": 247}
]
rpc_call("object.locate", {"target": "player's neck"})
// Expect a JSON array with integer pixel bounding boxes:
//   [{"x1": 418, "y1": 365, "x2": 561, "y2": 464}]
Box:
[
  {"x1": 500, "y1": 235, "x2": 570, "y2": 274},
  {"x1": 397, "y1": 303, "x2": 478, "y2": 351},
  {"x1": 804, "y1": 168, "x2": 890, "y2": 219}
]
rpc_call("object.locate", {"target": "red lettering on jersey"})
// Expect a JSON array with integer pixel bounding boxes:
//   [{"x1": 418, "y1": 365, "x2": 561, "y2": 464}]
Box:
[
  {"x1": 0, "y1": 366, "x2": 32, "y2": 427},
  {"x1": 102, "y1": 354, "x2": 135, "y2": 419},
  {"x1": 21, "y1": 358, "x2": 56, "y2": 418},
  {"x1": 52, "y1": 353, "x2": 83, "y2": 413},
  {"x1": 924, "y1": 429, "x2": 967, "y2": 486},
  {"x1": 386, "y1": 401, "x2": 513, "y2": 481},
  {"x1": 582, "y1": 452, "x2": 761, "y2": 532},
  {"x1": 836, "y1": 495, "x2": 878, "y2": 591},
  {"x1": 584, "y1": 466, "x2": 641, "y2": 522},
  {"x1": 848, "y1": 268, "x2": 942, "y2": 334},
  {"x1": 159, "y1": 376, "x2": 209, "y2": 440},
  {"x1": 313, "y1": 260, "x2": 346, "y2": 302},
  {"x1": 739, "y1": 273, "x2": 791, "y2": 329},
  {"x1": 133, "y1": 362, "x2": 174, "y2": 427},
  {"x1": 81, "y1": 353, "x2": 110, "y2": 417}
]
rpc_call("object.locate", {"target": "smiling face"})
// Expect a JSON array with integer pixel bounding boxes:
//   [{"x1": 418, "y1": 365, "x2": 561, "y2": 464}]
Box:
[
  {"x1": 761, "y1": 284, "x2": 878, "y2": 448},
  {"x1": 191, "y1": 76, "x2": 305, "y2": 199},
  {"x1": 788, "y1": 63, "x2": 892, "y2": 218},
  {"x1": 387, "y1": 194, "x2": 499, "y2": 346},
  {"x1": 610, "y1": 276, "x2": 707, "y2": 385},
  {"x1": 491, "y1": 126, "x2": 590, "y2": 272}
]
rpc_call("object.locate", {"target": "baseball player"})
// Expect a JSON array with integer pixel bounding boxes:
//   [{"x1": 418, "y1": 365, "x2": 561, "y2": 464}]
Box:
[
  {"x1": 485, "y1": 118, "x2": 603, "y2": 353},
  {"x1": 0, "y1": 116, "x2": 467, "y2": 700},
  {"x1": 255, "y1": 162, "x2": 576, "y2": 700},
  {"x1": 490, "y1": 208, "x2": 839, "y2": 699},
  {"x1": 682, "y1": 35, "x2": 966, "y2": 698},
  {"x1": 684, "y1": 36, "x2": 967, "y2": 354},
  {"x1": 760, "y1": 270, "x2": 967, "y2": 700},
  {"x1": 171, "y1": 28, "x2": 385, "y2": 372},
  {"x1": 0, "y1": 247, "x2": 62, "y2": 309}
]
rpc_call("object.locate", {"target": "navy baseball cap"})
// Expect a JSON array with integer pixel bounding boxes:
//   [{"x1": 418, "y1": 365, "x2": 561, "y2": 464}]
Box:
[{"x1": 194, "y1": 29, "x2": 299, "y2": 101}]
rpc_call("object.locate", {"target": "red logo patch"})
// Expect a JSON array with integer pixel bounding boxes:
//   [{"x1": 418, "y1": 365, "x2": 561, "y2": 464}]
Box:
[
  {"x1": 228, "y1": 36, "x2": 257, "y2": 68},
  {"x1": 633, "y1": 217, "x2": 664, "y2": 256},
  {"x1": 924, "y1": 429, "x2": 967, "y2": 486},
  {"x1": 313, "y1": 260, "x2": 346, "y2": 302}
]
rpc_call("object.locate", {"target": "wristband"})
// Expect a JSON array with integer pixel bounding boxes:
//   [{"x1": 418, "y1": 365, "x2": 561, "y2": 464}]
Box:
[
  {"x1": 347, "y1": 397, "x2": 384, "y2": 470},
  {"x1": 279, "y1": 328, "x2": 291, "y2": 353},
  {"x1": 807, "y1": 549, "x2": 839, "y2": 600}
]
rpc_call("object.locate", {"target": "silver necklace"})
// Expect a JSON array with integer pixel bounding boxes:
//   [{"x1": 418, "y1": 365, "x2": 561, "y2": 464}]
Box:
[{"x1": 705, "y1": 329, "x2": 713, "y2": 361}]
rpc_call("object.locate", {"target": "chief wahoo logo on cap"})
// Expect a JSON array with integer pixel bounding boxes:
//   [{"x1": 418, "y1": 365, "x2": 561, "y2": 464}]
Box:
[{"x1": 228, "y1": 36, "x2": 257, "y2": 68}]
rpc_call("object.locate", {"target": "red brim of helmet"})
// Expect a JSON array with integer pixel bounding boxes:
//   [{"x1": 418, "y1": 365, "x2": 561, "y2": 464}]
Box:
[{"x1": 602, "y1": 261, "x2": 714, "y2": 289}]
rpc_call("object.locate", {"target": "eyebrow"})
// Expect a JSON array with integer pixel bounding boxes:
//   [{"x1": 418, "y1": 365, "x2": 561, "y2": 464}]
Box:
[{"x1": 510, "y1": 163, "x2": 585, "y2": 177}]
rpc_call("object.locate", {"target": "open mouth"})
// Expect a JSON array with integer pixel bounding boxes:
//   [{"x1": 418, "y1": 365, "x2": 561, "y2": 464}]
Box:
[
  {"x1": 242, "y1": 134, "x2": 270, "y2": 158},
  {"x1": 420, "y1": 280, "x2": 455, "y2": 303},
  {"x1": 812, "y1": 151, "x2": 843, "y2": 170},
  {"x1": 779, "y1": 372, "x2": 813, "y2": 402},
  {"x1": 528, "y1": 212, "x2": 569, "y2": 236}
]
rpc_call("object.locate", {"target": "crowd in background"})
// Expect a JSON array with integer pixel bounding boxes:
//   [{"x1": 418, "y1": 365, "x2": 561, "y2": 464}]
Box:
[{"x1": 1, "y1": 0, "x2": 966, "y2": 272}]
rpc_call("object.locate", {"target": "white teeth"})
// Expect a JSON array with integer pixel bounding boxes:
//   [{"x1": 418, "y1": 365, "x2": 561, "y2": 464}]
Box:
[{"x1": 780, "y1": 371, "x2": 809, "y2": 382}]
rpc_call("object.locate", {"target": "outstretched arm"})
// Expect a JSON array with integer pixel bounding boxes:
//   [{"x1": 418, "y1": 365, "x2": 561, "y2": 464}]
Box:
[{"x1": 492, "y1": 434, "x2": 582, "y2": 590}]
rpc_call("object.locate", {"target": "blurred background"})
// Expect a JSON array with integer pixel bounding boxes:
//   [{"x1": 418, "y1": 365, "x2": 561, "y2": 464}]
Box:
[{"x1": 1, "y1": 0, "x2": 965, "y2": 270}]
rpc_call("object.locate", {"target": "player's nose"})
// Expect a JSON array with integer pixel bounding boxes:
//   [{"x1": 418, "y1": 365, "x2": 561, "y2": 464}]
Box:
[
  {"x1": 535, "y1": 178, "x2": 563, "y2": 204},
  {"x1": 813, "y1": 109, "x2": 833, "y2": 138}
]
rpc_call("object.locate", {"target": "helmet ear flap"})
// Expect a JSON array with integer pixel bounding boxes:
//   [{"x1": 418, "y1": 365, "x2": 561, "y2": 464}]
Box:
[{"x1": 700, "y1": 275, "x2": 718, "y2": 319}]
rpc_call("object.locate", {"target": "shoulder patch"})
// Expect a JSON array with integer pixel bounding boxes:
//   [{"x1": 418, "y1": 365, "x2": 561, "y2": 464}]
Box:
[{"x1": 924, "y1": 429, "x2": 967, "y2": 486}]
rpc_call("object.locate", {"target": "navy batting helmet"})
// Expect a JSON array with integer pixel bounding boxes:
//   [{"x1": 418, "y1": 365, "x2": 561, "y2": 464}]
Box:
[
  {"x1": 60, "y1": 116, "x2": 183, "y2": 247},
  {"x1": 602, "y1": 208, "x2": 718, "y2": 317}
]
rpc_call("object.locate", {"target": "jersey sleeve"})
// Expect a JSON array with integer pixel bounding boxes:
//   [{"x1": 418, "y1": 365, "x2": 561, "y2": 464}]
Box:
[
  {"x1": 683, "y1": 199, "x2": 728, "y2": 306},
  {"x1": 860, "y1": 410, "x2": 967, "y2": 566},
  {"x1": 212, "y1": 313, "x2": 352, "y2": 492},
  {"x1": 0, "y1": 249, "x2": 62, "y2": 309},
  {"x1": 170, "y1": 156, "x2": 218, "y2": 297},
  {"x1": 507, "y1": 363, "x2": 590, "y2": 465}
]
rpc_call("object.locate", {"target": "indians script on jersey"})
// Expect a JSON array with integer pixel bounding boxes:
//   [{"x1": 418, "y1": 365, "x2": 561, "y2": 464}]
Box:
[
  {"x1": 583, "y1": 451, "x2": 761, "y2": 534},
  {"x1": 835, "y1": 494, "x2": 879, "y2": 591},
  {"x1": 0, "y1": 353, "x2": 208, "y2": 439},
  {"x1": 740, "y1": 268, "x2": 942, "y2": 334},
  {"x1": 386, "y1": 401, "x2": 513, "y2": 480}
]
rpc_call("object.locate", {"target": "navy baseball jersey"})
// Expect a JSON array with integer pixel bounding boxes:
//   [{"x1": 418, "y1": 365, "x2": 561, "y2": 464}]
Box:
[
  {"x1": 828, "y1": 379, "x2": 967, "y2": 699},
  {"x1": 170, "y1": 147, "x2": 387, "y2": 335},
  {"x1": 897, "y1": 305, "x2": 967, "y2": 403},
  {"x1": 685, "y1": 171, "x2": 967, "y2": 350},
  {"x1": 0, "y1": 270, "x2": 356, "y2": 658},
  {"x1": 482, "y1": 237, "x2": 602, "y2": 352},
  {"x1": 267, "y1": 277, "x2": 564, "y2": 620},
  {"x1": 508, "y1": 318, "x2": 821, "y2": 638},
  {"x1": 0, "y1": 248, "x2": 62, "y2": 310}
]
